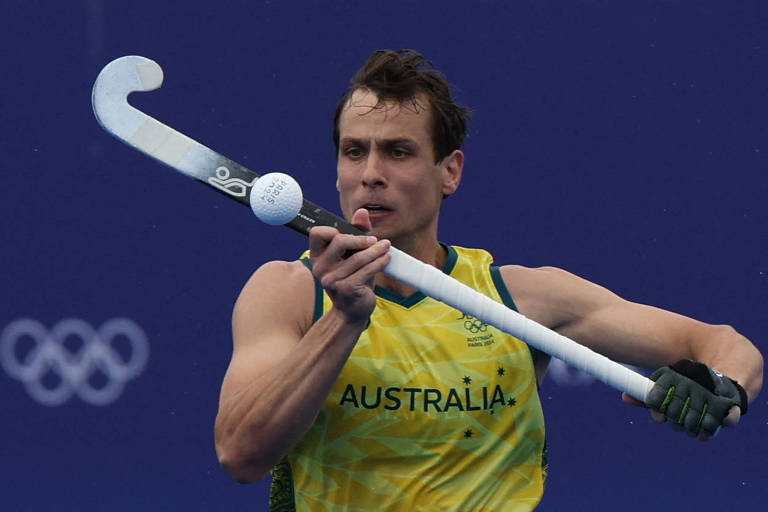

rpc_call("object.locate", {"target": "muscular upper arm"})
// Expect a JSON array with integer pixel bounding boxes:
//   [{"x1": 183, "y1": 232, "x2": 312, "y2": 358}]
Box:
[
  {"x1": 499, "y1": 265, "x2": 717, "y2": 369},
  {"x1": 219, "y1": 260, "x2": 316, "y2": 404}
]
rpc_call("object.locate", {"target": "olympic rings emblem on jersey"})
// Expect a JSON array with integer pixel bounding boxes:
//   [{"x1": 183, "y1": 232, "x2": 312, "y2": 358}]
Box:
[
  {"x1": 463, "y1": 319, "x2": 488, "y2": 333},
  {"x1": 0, "y1": 318, "x2": 149, "y2": 406}
]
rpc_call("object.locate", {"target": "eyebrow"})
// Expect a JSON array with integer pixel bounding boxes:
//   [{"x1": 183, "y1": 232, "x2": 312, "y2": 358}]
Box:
[{"x1": 340, "y1": 137, "x2": 418, "y2": 148}]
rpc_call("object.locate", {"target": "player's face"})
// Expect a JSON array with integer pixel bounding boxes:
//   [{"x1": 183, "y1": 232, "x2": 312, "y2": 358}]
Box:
[{"x1": 336, "y1": 89, "x2": 462, "y2": 245}]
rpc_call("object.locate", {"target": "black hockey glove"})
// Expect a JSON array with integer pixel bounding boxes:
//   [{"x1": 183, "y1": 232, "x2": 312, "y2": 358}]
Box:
[{"x1": 646, "y1": 359, "x2": 748, "y2": 437}]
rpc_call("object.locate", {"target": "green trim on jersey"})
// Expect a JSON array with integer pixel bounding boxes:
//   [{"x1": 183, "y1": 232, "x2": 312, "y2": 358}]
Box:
[
  {"x1": 490, "y1": 265, "x2": 518, "y2": 311},
  {"x1": 299, "y1": 258, "x2": 323, "y2": 323}
]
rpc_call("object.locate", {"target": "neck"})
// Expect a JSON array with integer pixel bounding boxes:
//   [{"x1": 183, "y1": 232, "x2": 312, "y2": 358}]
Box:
[{"x1": 374, "y1": 237, "x2": 447, "y2": 297}]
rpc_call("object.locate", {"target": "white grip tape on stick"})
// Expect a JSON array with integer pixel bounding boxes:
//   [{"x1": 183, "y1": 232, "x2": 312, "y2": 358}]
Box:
[
  {"x1": 384, "y1": 247, "x2": 654, "y2": 402},
  {"x1": 128, "y1": 117, "x2": 196, "y2": 167}
]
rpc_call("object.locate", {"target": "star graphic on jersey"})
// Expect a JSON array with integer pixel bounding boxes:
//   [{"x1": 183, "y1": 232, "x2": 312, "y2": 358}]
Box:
[
  {"x1": 507, "y1": 397, "x2": 517, "y2": 407},
  {"x1": 462, "y1": 376, "x2": 472, "y2": 385},
  {"x1": 463, "y1": 429, "x2": 474, "y2": 438},
  {"x1": 497, "y1": 366, "x2": 506, "y2": 376}
]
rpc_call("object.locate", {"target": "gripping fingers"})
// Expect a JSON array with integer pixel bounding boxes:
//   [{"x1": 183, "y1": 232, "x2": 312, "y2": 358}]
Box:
[
  {"x1": 647, "y1": 360, "x2": 745, "y2": 439},
  {"x1": 318, "y1": 238, "x2": 391, "y2": 288},
  {"x1": 663, "y1": 393, "x2": 707, "y2": 436},
  {"x1": 309, "y1": 228, "x2": 385, "y2": 276},
  {"x1": 307, "y1": 227, "x2": 391, "y2": 321},
  {"x1": 308, "y1": 227, "x2": 376, "y2": 260}
]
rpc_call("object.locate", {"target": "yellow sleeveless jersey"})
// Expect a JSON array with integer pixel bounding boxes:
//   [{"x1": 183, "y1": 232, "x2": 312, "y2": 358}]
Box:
[{"x1": 270, "y1": 245, "x2": 547, "y2": 511}]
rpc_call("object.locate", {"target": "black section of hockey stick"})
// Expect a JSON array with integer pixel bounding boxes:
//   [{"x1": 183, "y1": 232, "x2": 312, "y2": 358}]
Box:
[{"x1": 186, "y1": 150, "x2": 364, "y2": 237}]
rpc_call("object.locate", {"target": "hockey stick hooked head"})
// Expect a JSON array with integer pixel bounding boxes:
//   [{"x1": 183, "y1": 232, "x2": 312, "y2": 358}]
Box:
[{"x1": 92, "y1": 56, "x2": 164, "y2": 143}]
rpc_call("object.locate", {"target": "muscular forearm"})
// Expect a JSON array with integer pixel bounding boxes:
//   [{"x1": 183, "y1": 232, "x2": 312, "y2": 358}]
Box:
[
  {"x1": 215, "y1": 308, "x2": 366, "y2": 482},
  {"x1": 575, "y1": 300, "x2": 763, "y2": 403}
]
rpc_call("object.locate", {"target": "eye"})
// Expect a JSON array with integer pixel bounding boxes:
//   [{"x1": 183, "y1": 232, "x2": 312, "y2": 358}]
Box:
[
  {"x1": 344, "y1": 147, "x2": 364, "y2": 159},
  {"x1": 391, "y1": 148, "x2": 409, "y2": 159}
]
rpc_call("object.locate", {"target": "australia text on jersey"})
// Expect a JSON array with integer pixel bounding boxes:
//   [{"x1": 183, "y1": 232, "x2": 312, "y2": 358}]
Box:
[{"x1": 338, "y1": 383, "x2": 517, "y2": 413}]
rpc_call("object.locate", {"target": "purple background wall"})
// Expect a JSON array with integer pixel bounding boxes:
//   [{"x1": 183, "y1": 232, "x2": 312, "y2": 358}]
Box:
[{"x1": 1, "y1": 1, "x2": 766, "y2": 510}]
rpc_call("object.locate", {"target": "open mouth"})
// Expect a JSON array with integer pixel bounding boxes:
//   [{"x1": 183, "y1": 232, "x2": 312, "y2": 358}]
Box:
[
  {"x1": 363, "y1": 203, "x2": 392, "y2": 215},
  {"x1": 363, "y1": 204, "x2": 391, "y2": 213}
]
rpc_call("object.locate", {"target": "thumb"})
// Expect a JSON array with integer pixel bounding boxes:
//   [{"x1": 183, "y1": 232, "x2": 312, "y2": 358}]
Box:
[
  {"x1": 351, "y1": 208, "x2": 373, "y2": 233},
  {"x1": 723, "y1": 405, "x2": 741, "y2": 427},
  {"x1": 621, "y1": 392, "x2": 645, "y2": 407}
]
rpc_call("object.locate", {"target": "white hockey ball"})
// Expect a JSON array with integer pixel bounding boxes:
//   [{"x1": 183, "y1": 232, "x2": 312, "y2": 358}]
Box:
[{"x1": 249, "y1": 172, "x2": 303, "y2": 225}]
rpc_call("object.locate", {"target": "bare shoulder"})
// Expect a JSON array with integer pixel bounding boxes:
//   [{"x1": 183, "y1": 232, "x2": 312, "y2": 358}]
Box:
[
  {"x1": 498, "y1": 264, "x2": 576, "y2": 287},
  {"x1": 219, "y1": 260, "x2": 316, "y2": 410},
  {"x1": 498, "y1": 264, "x2": 620, "y2": 330},
  {"x1": 498, "y1": 264, "x2": 597, "y2": 297},
  {"x1": 233, "y1": 259, "x2": 316, "y2": 345}
]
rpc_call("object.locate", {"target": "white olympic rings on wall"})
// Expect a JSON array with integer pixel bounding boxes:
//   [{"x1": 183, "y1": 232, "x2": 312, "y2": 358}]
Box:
[{"x1": 0, "y1": 318, "x2": 149, "y2": 406}]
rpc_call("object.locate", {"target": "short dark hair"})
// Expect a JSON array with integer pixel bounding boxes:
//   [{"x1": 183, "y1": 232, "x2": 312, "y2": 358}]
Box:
[{"x1": 333, "y1": 49, "x2": 471, "y2": 163}]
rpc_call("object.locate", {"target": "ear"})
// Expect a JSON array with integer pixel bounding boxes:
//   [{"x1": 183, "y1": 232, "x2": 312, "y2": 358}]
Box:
[{"x1": 440, "y1": 149, "x2": 464, "y2": 197}]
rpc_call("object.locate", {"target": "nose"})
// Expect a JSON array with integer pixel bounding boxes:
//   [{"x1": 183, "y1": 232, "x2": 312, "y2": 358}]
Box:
[{"x1": 360, "y1": 152, "x2": 386, "y2": 188}]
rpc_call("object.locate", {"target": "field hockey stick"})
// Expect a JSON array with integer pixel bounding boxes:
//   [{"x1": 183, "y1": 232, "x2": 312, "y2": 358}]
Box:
[{"x1": 92, "y1": 55, "x2": 654, "y2": 402}]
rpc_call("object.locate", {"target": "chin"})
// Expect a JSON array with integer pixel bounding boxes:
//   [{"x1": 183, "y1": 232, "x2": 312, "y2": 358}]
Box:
[{"x1": 368, "y1": 224, "x2": 397, "y2": 241}]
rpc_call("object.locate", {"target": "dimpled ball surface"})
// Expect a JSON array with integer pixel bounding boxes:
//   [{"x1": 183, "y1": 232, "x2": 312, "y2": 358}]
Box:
[{"x1": 249, "y1": 172, "x2": 304, "y2": 225}]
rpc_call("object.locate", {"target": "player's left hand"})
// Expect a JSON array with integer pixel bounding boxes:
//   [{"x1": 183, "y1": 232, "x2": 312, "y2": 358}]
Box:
[{"x1": 622, "y1": 359, "x2": 748, "y2": 441}]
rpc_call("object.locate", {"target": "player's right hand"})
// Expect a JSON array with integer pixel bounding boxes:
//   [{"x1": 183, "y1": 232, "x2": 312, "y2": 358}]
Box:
[{"x1": 308, "y1": 208, "x2": 391, "y2": 325}]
